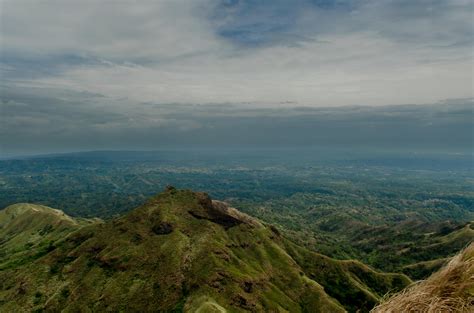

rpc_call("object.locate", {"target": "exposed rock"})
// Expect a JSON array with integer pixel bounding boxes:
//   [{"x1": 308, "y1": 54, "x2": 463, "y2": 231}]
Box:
[
  {"x1": 188, "y1": 193, "x2": 244, "y2": 229},
  {"x1": 152, "y1": 222, "x2": 173, "y2": 235}
]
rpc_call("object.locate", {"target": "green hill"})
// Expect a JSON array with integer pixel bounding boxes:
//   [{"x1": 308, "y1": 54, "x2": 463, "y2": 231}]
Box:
[
  {"x1": 0, "y1": 188, "x2": 410, "y2": 312},
  {"x1": 0, "y1": 203, "x2": 99, "y2": 271}
]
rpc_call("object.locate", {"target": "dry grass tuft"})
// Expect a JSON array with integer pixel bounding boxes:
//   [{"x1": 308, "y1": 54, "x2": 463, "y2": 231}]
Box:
[{"x1": 372, "y1": 243, "x2": 474, "y2": 313}]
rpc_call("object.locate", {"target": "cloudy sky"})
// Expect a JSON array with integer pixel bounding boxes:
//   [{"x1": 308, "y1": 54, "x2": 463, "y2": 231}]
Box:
[{"x1": 1, "y1": 0, "x2": 473, "y2": 155}]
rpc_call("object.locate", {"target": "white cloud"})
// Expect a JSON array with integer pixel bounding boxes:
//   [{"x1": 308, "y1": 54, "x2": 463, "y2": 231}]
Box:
[
  {"x1": 30, "y1": 32, "x2": 472, "y2": 106},
  {"x1": 1, "y1": 0, "x2": 473, "y2": 107},
  {"x1": 1, "y1": 0, "x2": 220, "y2": 59}
]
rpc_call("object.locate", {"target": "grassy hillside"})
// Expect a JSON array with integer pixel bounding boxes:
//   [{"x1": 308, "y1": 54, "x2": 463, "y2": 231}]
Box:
[
  {"x1": 282, "y1": 240, "x2": 410, "y2": 312},
  {"x1": 372, "y1": 243, "x2": 474, "y2": 312},
  {"x1": 0, "y1": 188, "x2": 410, "y2": 312},
  {"x1": 0, "y1": 203, "x2": 99, "y2": 271}
]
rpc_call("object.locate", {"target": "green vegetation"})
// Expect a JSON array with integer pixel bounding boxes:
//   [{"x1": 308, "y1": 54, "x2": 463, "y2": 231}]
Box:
[
  {"x1": 0, "y1": 189, "x2": 411, "y2": 312},
  {"x1": 0, "y1": 203, "x2": 99, "y2": 271},
  {"x1": 0, "y1": 151, "x2": 472, "y2": 287}
]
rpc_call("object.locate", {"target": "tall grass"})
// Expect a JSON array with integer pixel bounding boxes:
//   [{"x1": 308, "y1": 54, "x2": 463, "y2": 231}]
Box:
[{"x1": 372, "y1": 243, "x2": 473, "y2": 313}]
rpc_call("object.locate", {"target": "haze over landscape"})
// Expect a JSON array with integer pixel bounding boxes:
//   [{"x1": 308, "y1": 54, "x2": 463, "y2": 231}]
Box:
[{"x1": 0, "y1": 1, "x2": 473, "y2": 312}]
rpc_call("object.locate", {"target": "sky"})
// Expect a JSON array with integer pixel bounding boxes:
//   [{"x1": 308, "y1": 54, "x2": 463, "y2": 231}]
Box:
[{"x1": 0, "y1": 0, "x2": 473, "y2": 155}]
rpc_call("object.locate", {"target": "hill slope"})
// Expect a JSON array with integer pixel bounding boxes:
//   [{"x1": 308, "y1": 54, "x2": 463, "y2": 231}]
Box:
[
  {"x1": 0, "y1": 203, "x2": 99, "y2": 271},
  {"x1": 372, "y1": 243, "x2": 474, "y2": 312},
  {"x1": 0, "y1": 188, "x2": 410, "y2": 312}
]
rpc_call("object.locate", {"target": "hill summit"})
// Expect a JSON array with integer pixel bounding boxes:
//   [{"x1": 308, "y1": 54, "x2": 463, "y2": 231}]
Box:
[{"x1": 0, "y1": 188, "x2": 410, "y2": 312}]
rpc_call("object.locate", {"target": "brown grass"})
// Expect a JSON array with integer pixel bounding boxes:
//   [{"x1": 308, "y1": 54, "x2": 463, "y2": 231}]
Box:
[{"x1": 372, "y1": 243, "x2": 474, "y2": 313}]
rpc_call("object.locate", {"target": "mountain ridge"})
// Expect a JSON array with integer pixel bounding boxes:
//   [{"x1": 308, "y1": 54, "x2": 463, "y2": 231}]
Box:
[{"x1": 0, "y1": 188, "x2": 411, "y2": 312}]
